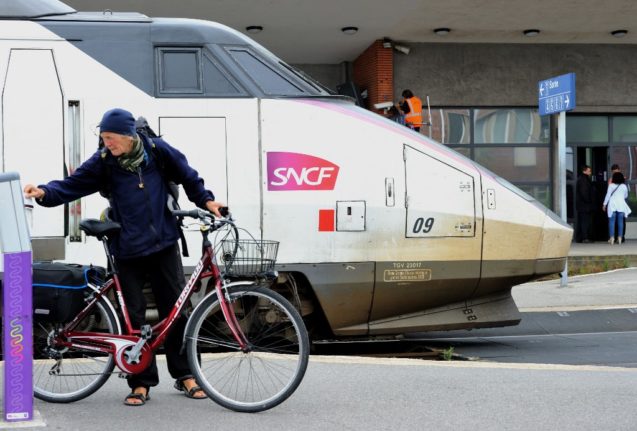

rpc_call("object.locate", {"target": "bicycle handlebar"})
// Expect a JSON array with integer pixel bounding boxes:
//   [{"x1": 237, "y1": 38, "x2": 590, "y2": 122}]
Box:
[
  {"x1": 171, "y1": 206, "x2": 233, "y2": 227},
  {"x1": 172, "y1": 208, "x2": 208, "y2": 219}
]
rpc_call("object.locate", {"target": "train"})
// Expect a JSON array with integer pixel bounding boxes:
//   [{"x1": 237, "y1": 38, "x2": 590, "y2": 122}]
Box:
[{"x1": 0, "y1": 0, "x2": 572, "y2": 339}]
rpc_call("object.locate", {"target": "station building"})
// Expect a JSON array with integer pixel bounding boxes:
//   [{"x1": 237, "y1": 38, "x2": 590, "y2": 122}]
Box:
[
  {"x1": 65, "y1": 0, "x2": 637, "y2": 239},
  {"x1": 339, "y1": 40, "x2": 637, "y2": 241}
]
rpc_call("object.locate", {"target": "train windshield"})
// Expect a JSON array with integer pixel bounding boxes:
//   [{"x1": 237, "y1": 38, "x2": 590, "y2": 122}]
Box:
[{"x1": 279, "y1": 62, "x2": 335, "y2": 95}]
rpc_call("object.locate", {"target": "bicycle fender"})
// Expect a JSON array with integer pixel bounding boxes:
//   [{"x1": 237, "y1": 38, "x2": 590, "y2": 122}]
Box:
[
  {"x1": 87, "y1": 282, "x2": 123, "y2": 334},
  {"x1": 182, "y1": 280, "x2": 258, "y2": 346}
]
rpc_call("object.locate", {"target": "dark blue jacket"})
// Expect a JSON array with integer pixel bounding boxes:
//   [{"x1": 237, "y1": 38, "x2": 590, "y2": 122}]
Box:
[{"x1": 37, "y1": 136, "x2": 215, "y2": 259}]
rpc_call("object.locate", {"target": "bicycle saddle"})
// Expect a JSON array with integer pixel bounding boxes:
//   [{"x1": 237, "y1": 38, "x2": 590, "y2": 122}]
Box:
[{"x1": 79, "y1": 218, "x2": 121, "y2": 239}]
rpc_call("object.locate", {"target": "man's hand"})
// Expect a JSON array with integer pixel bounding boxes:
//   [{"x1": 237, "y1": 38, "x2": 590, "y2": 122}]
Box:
[
  {"x1": 24, "y1": 184, "x2": 45, "y2": 200},
  {"x1": 205, "y1": 200, "x2": 225, "y2": 218}
]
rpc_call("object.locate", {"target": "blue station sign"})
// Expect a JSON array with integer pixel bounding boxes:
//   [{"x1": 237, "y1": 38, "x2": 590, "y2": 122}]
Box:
[{"x1": 538, "y1": 73, "x2": 576, "y2": 116}]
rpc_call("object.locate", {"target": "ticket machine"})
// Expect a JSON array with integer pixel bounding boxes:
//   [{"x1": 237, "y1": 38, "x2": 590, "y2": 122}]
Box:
[{"x1": 0, "y1": 172, "x2": 33, "y2": 423}]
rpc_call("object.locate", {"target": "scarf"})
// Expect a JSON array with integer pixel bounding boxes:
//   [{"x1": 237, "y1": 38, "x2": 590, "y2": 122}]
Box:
[{"x1": 117, "y1": 135, "x2": 146, "y2": 172}]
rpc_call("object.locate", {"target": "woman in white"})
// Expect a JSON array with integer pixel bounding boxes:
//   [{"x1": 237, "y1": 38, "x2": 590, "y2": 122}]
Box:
[{"x1": 603, "y1": 171, "x2": 631, "y2": 244}]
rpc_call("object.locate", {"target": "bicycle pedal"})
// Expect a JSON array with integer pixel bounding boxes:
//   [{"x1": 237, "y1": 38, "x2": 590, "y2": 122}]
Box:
[{"x1": 140, "y1": 324, "x2": 152, "y2": 340}]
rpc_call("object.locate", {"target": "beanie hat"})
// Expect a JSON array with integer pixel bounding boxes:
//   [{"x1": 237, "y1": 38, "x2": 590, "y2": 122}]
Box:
[{"x1": 99, "y1": 108, "x2": 136, "y2": 136}]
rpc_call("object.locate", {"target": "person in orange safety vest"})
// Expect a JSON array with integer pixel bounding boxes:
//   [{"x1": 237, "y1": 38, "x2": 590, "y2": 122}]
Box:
[{"x1": 397, "y1": 89, "x2": 423, "y2": 132}]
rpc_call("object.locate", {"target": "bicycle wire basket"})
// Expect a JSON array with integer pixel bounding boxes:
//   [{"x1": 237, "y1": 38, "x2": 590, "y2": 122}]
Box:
[{"x1": 220, "y1": 239, "x2": 279, "y2": 277}]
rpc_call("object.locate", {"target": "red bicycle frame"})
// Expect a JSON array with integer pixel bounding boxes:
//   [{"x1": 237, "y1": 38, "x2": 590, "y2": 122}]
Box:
[{"x1": 55, "y1": 224, "x2": 249, "y2": 374}]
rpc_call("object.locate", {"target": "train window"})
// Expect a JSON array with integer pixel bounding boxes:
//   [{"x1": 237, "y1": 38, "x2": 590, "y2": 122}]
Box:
[
  {"x1": 279, "y1": 62, "x2": 333, "y2": 94},
  {"x1": 156, "y1": 47, "x2": 244, "y2": 97},
  {"x1": 157, "y1": 48, "x2": 203, "y2": 94},
  {"x1": 201, "y1": 51, "x2": 243, "y2": 95},
  {"x1": 227, "y1": 49, "x2": 305, "y2": 95}
]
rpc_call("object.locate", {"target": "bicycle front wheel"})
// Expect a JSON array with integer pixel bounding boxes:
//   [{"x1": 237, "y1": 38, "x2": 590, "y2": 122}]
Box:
[
  {"x1": 185, "y1": 285, "x2": 310, "y2": 412},
  {"x1": 33, "y1": 295, "x2": 121, "y2": 403}
]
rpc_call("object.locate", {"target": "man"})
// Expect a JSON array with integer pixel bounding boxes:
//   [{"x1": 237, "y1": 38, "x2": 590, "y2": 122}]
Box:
[
  {"x1": 397, "y1": 89, "x2": 423, "y2": 131},
  {"x1": 24, "y1": 108, "x2": 224, "y2": 406},
  {"x1": 608, "y1": 164, "x2": 621, "y2": 185},
  {"x1": 575, "y1": 165, "x2": 593, "y2": 243}
]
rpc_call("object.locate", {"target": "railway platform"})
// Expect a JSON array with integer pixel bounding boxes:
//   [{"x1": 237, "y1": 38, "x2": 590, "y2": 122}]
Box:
[{"x1": 2, "y1": 242, "x2": 637, "y2": 430}]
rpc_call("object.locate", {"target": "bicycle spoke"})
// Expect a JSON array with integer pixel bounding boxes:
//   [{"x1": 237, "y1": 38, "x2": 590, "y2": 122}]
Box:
[
  {"x1": 187, "y1": 286, "x2": 309, "y2": 412},
  {"x1": 33, "y1": 297, "x2": 119, "y2": 403}
]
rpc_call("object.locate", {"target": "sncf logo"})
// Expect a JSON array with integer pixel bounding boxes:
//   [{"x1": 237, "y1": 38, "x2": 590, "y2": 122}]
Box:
[{"x1": 267, "y1": 152, "x2": 339, "y2": 191}]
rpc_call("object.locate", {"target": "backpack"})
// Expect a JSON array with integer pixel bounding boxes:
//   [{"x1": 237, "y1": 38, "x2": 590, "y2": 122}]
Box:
[{"x1": 97, "y1": 117, "x2": 190, "y2": 257}]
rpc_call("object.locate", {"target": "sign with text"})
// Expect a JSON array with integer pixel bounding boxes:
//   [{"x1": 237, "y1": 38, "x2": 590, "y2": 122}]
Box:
[
  {"x1": 267, "y1": 152, "x2": 339, "y2": 191},
  {"x1": 538, "y1": 73, "x2": 576, "y2": 116}
]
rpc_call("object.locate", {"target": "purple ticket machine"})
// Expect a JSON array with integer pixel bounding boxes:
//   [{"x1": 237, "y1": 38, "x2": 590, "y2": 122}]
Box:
[{"x1": 0, "y1": 172, "x2": 33, "y2": 422}]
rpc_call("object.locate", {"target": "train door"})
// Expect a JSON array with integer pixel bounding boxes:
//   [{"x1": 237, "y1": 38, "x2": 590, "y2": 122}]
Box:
[
  {"x1": 2, "y1": 49, "x2": 65, "y2": 257},
  {"x1": 367, "y1": 144, "x2": 482, "y2": 332},
  {"x1": 404, "y1": 145, "x2": 476, "y2": 238}
]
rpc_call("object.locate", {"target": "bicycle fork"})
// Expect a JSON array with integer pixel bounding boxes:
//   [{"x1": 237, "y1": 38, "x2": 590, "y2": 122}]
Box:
[{"x1": 215, "y1": 279, "x2": 251, "y2": 352}]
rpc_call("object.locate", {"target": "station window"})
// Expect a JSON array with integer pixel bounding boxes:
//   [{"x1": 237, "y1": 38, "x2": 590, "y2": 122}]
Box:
[
  {"x1": 566, "y1": 116, "x2": 608, "y2": 143},
  {"x1": 430, "y1": 107, "x2": 551, "y2": 206},
  {"x1": 612, "y1": 116, "x2": 637, "y2": 143},
  {"x1": 227, "y1": 49, "x2": 305, "y2": 96},
  {"x1": 474, "y1": 147, "x2": 550, "y2": 182},
  {"x1": 474, "y1": 108, "x2": 548, "y2": 144},
  {"x1": 430, "y1": 109, "x2": 470, "y2": 144}
]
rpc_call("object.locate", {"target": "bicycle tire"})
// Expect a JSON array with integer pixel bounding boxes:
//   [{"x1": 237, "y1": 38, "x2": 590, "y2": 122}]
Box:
[
  {"x1": 185, "y1": 284, "x2": 310, "y2": 412},
  {"x1": 33, "y1": 295, "x2": 121, "y2": 403}
]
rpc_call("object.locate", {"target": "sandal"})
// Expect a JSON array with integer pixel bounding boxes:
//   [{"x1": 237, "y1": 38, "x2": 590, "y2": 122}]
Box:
[
  {"x1": 124, "y1": 387, "x2": 150, "y2": 406},
  {"x1": 174, "y1": 378, "x2": 207, "y2": 400}
]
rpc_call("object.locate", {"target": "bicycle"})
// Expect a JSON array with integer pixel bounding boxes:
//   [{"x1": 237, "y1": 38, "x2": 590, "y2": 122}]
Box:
[{"x1": 32, "y1": 209, "x2": 310, "y2": 412}]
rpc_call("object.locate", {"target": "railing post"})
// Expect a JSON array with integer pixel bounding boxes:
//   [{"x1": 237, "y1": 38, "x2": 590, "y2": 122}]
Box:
[{"x1": 0, "y1": 172, "x2": 33, "y2": 422}]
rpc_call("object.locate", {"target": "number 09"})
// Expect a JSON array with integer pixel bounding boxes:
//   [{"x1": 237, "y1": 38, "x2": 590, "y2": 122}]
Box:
[{"x1": 413, "y1": 217, "x2": 435, "y2": 234}]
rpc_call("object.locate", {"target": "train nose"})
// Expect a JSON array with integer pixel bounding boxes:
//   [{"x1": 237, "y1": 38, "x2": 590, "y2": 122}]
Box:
[{"x1": 534, "y1": 210, "x2": 573, "y2": 275}]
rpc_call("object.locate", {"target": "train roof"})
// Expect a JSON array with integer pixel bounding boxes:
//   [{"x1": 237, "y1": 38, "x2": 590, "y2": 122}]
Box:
[
  {"x1": 0, "y1": 0, "x2": 75, "y2": 19},
  {"x1": 1, "y1": 0, "x2": 336, "y2": 99}
]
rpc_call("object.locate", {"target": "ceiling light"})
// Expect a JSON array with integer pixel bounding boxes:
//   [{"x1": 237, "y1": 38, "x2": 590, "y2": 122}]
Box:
[
  {"x1": 245, "y1": 26, "x2": 263, "y2": 34},
  {"x1": 382, "y1": 37, "x2": 392, "y2": 48},
  {"x1": 434, "y1": 28, "x2": 450, "y2": 36},
  {"x1": 611, "y1": 29, "x2": 628, "y2": 38},
  {"x1": 523, "y1": 29, "x2": 540, "y2": 37},
  {"x1": 341, "y1": 26, "x2": 358, "y2": 35}
]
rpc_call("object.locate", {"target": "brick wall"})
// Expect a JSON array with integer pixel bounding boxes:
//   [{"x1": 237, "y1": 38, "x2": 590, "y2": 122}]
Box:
[{"x1": 353, "y1": 40, "x2": 393, "y2": 112}]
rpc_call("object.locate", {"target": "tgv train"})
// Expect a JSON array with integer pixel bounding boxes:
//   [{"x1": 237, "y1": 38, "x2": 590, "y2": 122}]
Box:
[{"x1": 0, "y1": 0, "x2": 572, "y2": 338}]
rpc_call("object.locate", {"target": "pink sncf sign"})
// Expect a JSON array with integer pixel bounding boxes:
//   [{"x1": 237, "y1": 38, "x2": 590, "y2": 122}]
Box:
[{"x1": 267, "y1": 152, "x2": 340, "y2": 191}]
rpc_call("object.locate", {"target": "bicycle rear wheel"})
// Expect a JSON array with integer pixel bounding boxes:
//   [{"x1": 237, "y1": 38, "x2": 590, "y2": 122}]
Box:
[
  {"x1": 33, "y1": 295, "x2": 121, "y2": 403},
  {"x1": 185, "y1": 284, "x2": 309, "y2": 412}
]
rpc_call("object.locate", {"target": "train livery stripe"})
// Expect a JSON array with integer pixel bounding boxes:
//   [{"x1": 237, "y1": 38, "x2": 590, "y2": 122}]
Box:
[{"x1": 294, "y1": 98, "x2": 492, "y2": 178}]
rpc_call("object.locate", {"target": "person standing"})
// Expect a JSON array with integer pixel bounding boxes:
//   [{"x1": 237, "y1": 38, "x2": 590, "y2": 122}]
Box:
[
  {"x1": 575, "y1": 165, "x2": 593, "y2": 243},
  {"x1": 603, "y1": 171, "x2": 631, "y2": 245},
  {"x1": 608, "y1": 164, "x2": 625, "y2": 242},
  {"x1": 24, "y1": 108, "x2": 225, "y2": 406},
  {"x1": 397, "y1": 89, "x2": 422, "y2": 132},
  {"x1": 608, "y1": 164, "x2": 621, "y2": 185}
]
